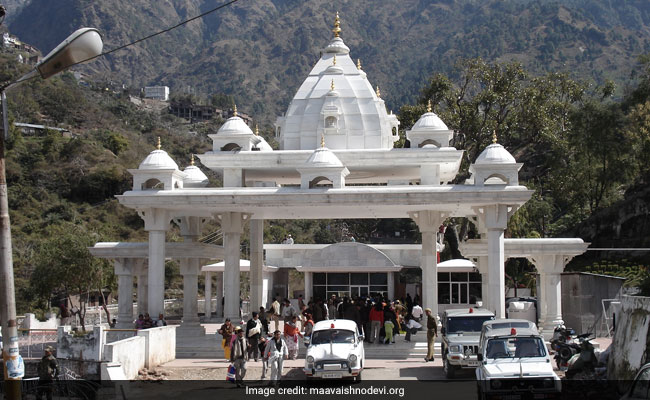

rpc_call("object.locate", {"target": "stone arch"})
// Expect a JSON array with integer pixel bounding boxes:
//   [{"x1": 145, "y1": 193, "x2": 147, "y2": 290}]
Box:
[
  {"x1": 304, "y1": 242, "x2": 396, "y2": 269},
  {"x1": 481, "y1": 173, "x2": 509, "y2": 185},
  {"x1": 309, "y1": 176, "x2": 333, "y2": 188},
  {"x1": 142, "y1": 178, "x2": 164, "y2": 190},
  {"x1": 221, "y1": 143, "x2": 242, "y2": 152},
  {"x1": 418, "y1": 139, "x2": 441, "y2": 148}
]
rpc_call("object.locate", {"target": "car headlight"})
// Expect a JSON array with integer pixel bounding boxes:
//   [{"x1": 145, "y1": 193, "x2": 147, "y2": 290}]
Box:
[
  {"x1": 449, "y1": 345, "x2": 462, "y2": 353},
  {"x1": 490, "y1": 380, "x2": 502, "y2": 389},
  {"x1": 348, "y1": 354, "x2": 357, "y2": 363},
  {"x1": 307, "y1": 356, "x2": 314, "y2": 364}
]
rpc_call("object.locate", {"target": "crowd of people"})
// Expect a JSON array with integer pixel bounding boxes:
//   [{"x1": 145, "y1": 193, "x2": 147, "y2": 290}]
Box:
[
  {"x1": 218, "y1": 292, "x2": 438, "y2": 386},
  {"x1": 134, "y1": 312, "x2": 167, "y2": 329}
]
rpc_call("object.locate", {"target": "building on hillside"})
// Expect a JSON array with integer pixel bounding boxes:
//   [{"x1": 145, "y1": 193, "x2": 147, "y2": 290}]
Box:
[
  {"x1": 144, "y1": 86, "x2": 169, "y2": 101},
  {"x1": 14, "y1": 122, "x2": 74, "y2": 138},
  {"x1": 169, "y1": 101, "x2": 216, "y2": 122},
  {"x1": 91, "y1": 13, "x2": 589, "y2": 340}
]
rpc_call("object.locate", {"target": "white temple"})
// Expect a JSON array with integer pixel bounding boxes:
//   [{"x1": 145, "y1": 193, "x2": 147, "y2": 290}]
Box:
[{"x1": 91, "y1": 13, "x2": 588, "y2": 339}]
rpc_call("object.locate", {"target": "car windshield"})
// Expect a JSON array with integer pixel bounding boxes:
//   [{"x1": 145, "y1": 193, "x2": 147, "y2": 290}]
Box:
[
  {"x1": 311, "y1": 329, "x2": 355, "y2": 345},
  {"x1": 447, "y1": 316, "x2": 494, "y2": 333},
  {"x1": 486, "y1": 337, "x2": 546, "y2": 359}
]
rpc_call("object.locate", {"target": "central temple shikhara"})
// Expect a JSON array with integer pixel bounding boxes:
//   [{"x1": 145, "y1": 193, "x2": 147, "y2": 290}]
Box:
[{"x1": 92, "y1": 13, "x2": 588, "y2": 339}]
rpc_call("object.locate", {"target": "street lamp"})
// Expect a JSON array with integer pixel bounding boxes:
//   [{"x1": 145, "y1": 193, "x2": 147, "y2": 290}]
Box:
[{"x1": 0, "y1": 28, "x2": 102, "y2": 398}]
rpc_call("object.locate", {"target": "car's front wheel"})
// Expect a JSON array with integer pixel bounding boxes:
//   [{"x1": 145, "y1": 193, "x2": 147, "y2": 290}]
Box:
[{"x1": 443, "y1": 354, "x2": 456, "y2": 379}]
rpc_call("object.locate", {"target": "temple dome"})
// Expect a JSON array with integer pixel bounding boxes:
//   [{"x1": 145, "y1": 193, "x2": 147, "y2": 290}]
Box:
[
  {"x1": 304, "y1": 146, "x2": 344, "y2": 168},
  {"x1": 412, "y1": 112, "x2": 449, "y2": 131},
  {"x1": 139, "y1": 149, "x2": 179, "y2": 170},
  {"x1": 183, "y1": 157, "x2": 209, "y2": 187},
  {"x1": 216, "y1": 115, "x2": 254, "y2": 136},
  {"x1": 475, "y1": 143, "x2": 517, "y2": 164}
]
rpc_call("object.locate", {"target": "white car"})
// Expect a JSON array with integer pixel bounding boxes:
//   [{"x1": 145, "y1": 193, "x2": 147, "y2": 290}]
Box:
[
  {"x1": 476, "y1": 319, "x2": 561, "y2": 399},
  {"x1": 304, "y1": 319, "x2": 364, "y2": 381}
]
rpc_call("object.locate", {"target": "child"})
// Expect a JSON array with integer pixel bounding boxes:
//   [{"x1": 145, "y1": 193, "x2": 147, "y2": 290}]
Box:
[{"x1": 384, "y1": 319, "x2": 394, "y2": 344}]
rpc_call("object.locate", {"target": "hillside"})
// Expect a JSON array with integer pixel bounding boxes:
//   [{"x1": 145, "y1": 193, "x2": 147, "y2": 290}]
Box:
[{"x1": 8, "y1": 0, "x2": 650, "y2": 122}]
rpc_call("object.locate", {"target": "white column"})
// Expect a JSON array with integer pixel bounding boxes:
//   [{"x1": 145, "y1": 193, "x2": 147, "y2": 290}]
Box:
[
  {"x1": 387, "y1": 272, "x2": 395, "y2": 300},
  {"x1": 221, "y1": 212, "x2": 247, "y2": 321},
  {"x1": 141, "y1": 208, "x2": 169, "y2": 318},
  {"x1": 114, "y1": 258, "x2": 134, "y2": 329},
  {"x1": 531, "y1": 254, "x2": 566, "y2": 339},
  {"x1": 179, "y1": 258, "x2": 204, "y2": 335},
  {"x1": 250, "y1": 219, "x2": 264, "y2": 311},
  {"x1": 411, "y1": 211, "x2": 441, "y2": 316},
  {"x1": 484, "y1": 205, "x2": 508, "y2": 318},
  {"x1": 304, "y1": 272, "x2": 313, "y2": 303},
  {"x1": 477, "y1": 256, "x2": 489, "y2": 307},
  {"x1": 204, "y1": 271, "x2": 212, "y2": 318},
  {"x1": 136, "y1": 261, "x2": 148, "y2": 316},
  {"x1": 215, "y1": 272, "x2": 224, "y2": 318}
]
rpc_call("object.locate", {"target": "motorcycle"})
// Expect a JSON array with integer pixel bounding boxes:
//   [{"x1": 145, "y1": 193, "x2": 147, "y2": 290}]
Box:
[
  {"x1": 550, "y1": 325, "x2": 582, "y2": 371},
  {"x1": 565, "y1": 333, "x2": 600, "y2": 379}
]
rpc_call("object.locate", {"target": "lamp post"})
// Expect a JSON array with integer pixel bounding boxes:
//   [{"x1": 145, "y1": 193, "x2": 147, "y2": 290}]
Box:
[{"x1": 0, "y1": 28, "x2": 102, "y2": 399}]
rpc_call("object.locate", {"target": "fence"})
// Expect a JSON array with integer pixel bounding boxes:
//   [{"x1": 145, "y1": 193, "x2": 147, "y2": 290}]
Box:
[{"x1": 17, "y1": 329, "x2": 57, "y2": 359}]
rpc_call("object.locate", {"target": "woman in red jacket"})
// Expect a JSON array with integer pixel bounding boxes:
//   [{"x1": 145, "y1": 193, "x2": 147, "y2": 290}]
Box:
[{"x1": 368, "y1": 303, "x2": 384, "y2": 344}]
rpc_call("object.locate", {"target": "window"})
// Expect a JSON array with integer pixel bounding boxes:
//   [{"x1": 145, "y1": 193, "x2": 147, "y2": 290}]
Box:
[
  {"x1": 370, "y1": 273, "x2": 387, "y2": 285},
  {"x1": 438, "y1": 272, "x2": 482, "y2": 304},
  {"x1": 351, "y1": 273, "x2": 368, "y2": 285},
  {"x1": 325, "y1": 116, "x2": 337, "y2": 128}
]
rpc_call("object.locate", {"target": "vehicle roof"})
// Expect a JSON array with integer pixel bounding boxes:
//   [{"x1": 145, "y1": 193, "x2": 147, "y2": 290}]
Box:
[
  {"x1": 482, "y1": 319, "x2": 539, "y2": 337},
  {"x1": 444, "y1": 308, "x2": 495, "y2": 317},
  {"x1": 313, "y1": 319, "x2": 358, "y2": 332}
]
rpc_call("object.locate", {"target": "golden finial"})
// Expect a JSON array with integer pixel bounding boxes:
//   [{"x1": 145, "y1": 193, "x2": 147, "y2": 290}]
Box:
[
  {"x1": 332, "y1": 12, "x2": 341, "y2": 38},
  {"x1": 357, "y1": 58, "x2": 362, "y2": 70},
  {"x1": 321, "y1": 134, "x2": 325, "y2": 148},
  {"x1": 492, "y1": 130, "x2": 498, "y2": 144},
  {"x1": 255, "y1": 124, "x2": 259, "y2": 136},
  {"x1": 376, "y1": 86, "x2": 381, "y2": 98},
  {"x1": 233, "y1": 104, "x2": 238, "y2": 117},
  {"x1": 331, "y1": 79, "x2": 335, "y2": 91},
  {"x1": 156, "y1": 137, "x2": 161, "y2": 150},
  {"x1": 190, "y1": 154, "x2": 195, "y2": 166},
  {"x1": 427, "y1": 99, "x2": 432, "y2": 113},
  {"x1": 333, "y1": 54, "x2": 337, "y2": 66}
]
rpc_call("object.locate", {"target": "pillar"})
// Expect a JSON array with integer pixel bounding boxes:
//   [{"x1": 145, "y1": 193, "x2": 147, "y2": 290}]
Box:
[
  {"x1": 410, "y1": 211, "x2": 441, "y2": 316},
  {"x1": 141, "y1": 208, "x2": 170, "y2": 318},
  {"x1": 484, "y1": 204, "x2": 508, "y2": 318},
  {"x1": 221, "y1": 212, "x2": 248, "y2": 321},
  {"x1": 204, "y1": 271, "x2": 213, "y2": 318},
  {"x1": 476, "y1": 256, "x2": 489, "y2": 307},
  {"x1": 250, "y1": 219, "x2": 264, "y2": 311},
  {"x1": 304, "y1": 272, "x2": 313, "y2": 303},
  {"x1": 215, "y1": 272, "x2": 224, "y2": 318},
  {"x1": 387, "y1": 272, "x2": 395, "y2": 301},
  {"x1": 178, "y1": 258, "x2": 204, "y2": 335},
  {"x1": 114, "y1": 258, "x2": 134, "y2": 329},
  {"x1": 136, "y1": 260, "x2": 148, "y2": 316},
  {"x1": 531, "y1": 254, "x2": 567, "y2": 340}
]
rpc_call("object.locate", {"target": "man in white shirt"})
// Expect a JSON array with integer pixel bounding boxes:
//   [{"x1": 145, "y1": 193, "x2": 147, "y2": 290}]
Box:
[
  {"x1": 411, "y1": 303, "x2": 423, "y2": 322},
  {"x1": 271, "y1": 298, "x2": 281, "y2": 331}
]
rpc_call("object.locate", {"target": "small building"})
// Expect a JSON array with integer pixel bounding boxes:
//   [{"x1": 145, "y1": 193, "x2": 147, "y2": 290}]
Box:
[
  {"x1": 144, "y1": 86, "x2": 169, "y2": 101},
  {"x1": 14, "y1": 122, "x2": 74, "y2": 138},
  {"x1": 169, "y1": 101, "x2": 216, "y2": 122}
]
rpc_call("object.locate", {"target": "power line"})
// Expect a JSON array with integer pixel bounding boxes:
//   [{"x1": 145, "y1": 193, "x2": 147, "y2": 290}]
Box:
[{"x1": 72, "y1": 0, "x2": 242, "y2": 68}]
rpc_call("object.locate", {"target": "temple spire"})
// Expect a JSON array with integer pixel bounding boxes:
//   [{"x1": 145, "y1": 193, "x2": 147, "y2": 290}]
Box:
[
  {"x1": 331, "y1": 79, "x2": 335, "y2": 91},
  {"x1": 156, "y1": 137, "x2": 161, "y2": 150},
  {"x1": 321, "y1": 134, "x2": 325, "y2": 148},
  {"x1": 376, "y1": 86, "x2": 381, "y2": 98},
  {"x1": 357, "y1": 58, "x2": 362, "y2": 70},
  {"x1": 492, "y1": 130, "x2": 498, "y2": 144},
  {"x1": 332, "y1": 12, "x2": 341, "y2": 38},
  {"x1": 190, "y1": 154, "x2": 195, "y2": 166},
  {"x1": 427, "y1": 99, "x2": 432, "y2": 113},
  {"x1": 233, "y1": 104, "x2": 238, "y2": 117},
  {"x1": 255, "y1": 124, "x2": 259, "y2": 136},
  {"x1": 333, "y1": 54, "x2": 337, "y2": 66}
]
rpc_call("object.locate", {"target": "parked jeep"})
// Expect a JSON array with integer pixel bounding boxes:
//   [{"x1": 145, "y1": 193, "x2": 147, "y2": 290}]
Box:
[
  {"x1": 476, "y1": 319, "x2": 561, "y2": 400},
  {"x1": 440, "y1": 307, "x2": 495, "y2": 378}
]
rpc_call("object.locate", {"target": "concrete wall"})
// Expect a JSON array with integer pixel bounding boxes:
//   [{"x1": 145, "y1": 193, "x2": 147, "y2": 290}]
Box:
[
  {"x1": 21, "y1": 313, "x2": 59, "y2": 330},
  {"x1": 57, "y1": 326, "x2": 105, "y2": 361},
  {"x1": 137, "y1": 326, "x2": 176, "y2": 368},
  {"x1": 561, "y1": 272, "x2": 625, "y2": 336},
  {"x1": 608, "y1": 295, "x2": 650, "y2": 380},
  {"x1": 103, "y1": 336, "x2": 145, "y2": 380}
]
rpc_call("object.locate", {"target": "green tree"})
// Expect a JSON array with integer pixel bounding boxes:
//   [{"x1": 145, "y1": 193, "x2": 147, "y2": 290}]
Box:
[{"x1": 31, "y1": 224, "x2": 112, "y2": 329}]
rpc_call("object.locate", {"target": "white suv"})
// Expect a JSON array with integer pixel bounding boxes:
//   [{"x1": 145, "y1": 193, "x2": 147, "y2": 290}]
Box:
[
  {"x1": 304, "y1": 319, "x2": 364, "y2": 381},
  {"x1": 476, "y1": 319, "x2": 561, "y2": 399}
]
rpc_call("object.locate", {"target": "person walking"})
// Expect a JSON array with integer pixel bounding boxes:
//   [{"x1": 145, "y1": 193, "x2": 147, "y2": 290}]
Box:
[
  {"x1": 270, "y1": 298, "x2": 281, "y2": 331},
  {"x1": 230, "y1": 326, "x2": 249, "y2": 387},
  {"x1": 424, "y1": 308, "x2": 437, "y2": 362},
  {"x1": 369, "y1": 303, "x2": 384, "y2": 344},
  {"x1": 218, "y1": 318, "x2": 234, "y2": 361},
  {"x1": 264, "y1": 330, "x2": 288, "y2": 386},
  {"x1": 258, "y1": 335, "x2": 269, "y2": 380},
  {"x1": 283, "y1": 315, "x2": 303, "y2": 359},
  {"x1": 37, "y1": 346, "x2": 59, "y2": 400},
  {"x1": 246, "y1": 312, "x2": 263, "y2": 361}
]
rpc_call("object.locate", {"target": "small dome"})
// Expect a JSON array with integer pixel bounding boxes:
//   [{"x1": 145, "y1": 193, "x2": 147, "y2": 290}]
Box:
[
  {"x1": 412, "y1": 112, "x2": 449, "y2": 131},
  {"x1": 139, "y1": 149, "x2": 179, "y2": 170},
  {"x1": 305, "y1": 147, "x2": 344, "y2": 167},
  {"x1": 324, "y1": 37, "x2": 350, "y2": 54},
  {"x1": 183, "y1": 165, "x2": 209, "y2": 187},
  {"x1": 216, "y1": 115, "x2": 254, "y2": 136},
  {"x1": 475, "y1": 143, "x2": 516, "y2": 164}
]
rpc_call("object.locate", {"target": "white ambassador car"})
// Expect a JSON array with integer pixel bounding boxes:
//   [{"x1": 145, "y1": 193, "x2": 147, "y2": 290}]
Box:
[{"x1": 304, "y1": 319, "x2": 365, "y2": 381}]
